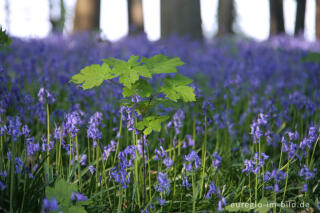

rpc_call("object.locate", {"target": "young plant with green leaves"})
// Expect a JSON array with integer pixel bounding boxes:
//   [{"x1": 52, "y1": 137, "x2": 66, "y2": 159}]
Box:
[{"x1": 71, "y1": 54, "x2": 196, "y2": 207}]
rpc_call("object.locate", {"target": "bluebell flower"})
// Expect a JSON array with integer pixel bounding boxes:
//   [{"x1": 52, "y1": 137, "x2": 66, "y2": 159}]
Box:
[
  {"x1": 218, "y1": 196, "x2": 226, "y2": 212},
  {"x1": 7, "y1": 116, "x2": 22, "y2": 142},
  {"x1": 167, "y1": 109, "x2": 185, "y2": 134},
  {"x1": 212, "y1": 152, "x2": 222, "y2": 169},
  {"x1": 205, "y1": 181, "x2": 219, "y2": 199},
  {"x1": 299, "y1": 165, "x2": 316, "y2": 180},
  {"x1": 26, "y1": 137, "x2": 41, "y2": 156},
  {"x1": 185, "y1": 134, "x2": 194, "y2": 147},
  {"x1": 155, "y1": 172, "x2": 170, "y2": 194},
  {"x1": 38, "y1": 87, "x2": 55, "y2": 104},
  {"x1": 42, "y1": 198, "x2": 59, "y2": 213},
  {"x1": 163, "y1": 157, "x2": 173, "y2": 169},
  {"x1": 102, "y1": 140, "x2": 117, "y2": 160},
  {"x1": 182, "y1": 176, "x2": 191, "y2": 188},
  {"x1": 22, "y1": 125, "x2": 30, "y2": 136},
  {"x1": 184, "y1": 151, "x2": 201, "y2": 172},
  {"x1": 158, "y1": 198, "x2": 166, "y2": 206},
  {"x1": 110, "y1": 166, "x2": 130, "y2": 189},
  {"x1": 88, "y1": 166, "x2": 95, "y2": 174},
  {"x1": 0, "y1": 180, "x2": 6, "y2": 191},
  {"x1": 71, "y1": 192, "x2": 88, "y2": 201},
  {"x1": 87, "y1": 112, "x2": 103, "y2": 145},
  {"x1": 63, "y1": 111, "x2": 82, "y2": 138}
]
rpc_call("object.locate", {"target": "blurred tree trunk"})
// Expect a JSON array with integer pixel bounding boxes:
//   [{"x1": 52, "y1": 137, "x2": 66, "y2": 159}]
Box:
[
  {"x1": 73, "y1": 0, "x2": 100, "y2": 32},
  {"x1": 5, "y1": 0, "x2": 10, "y2": 32},
  {"x1": 316, "y1": 0, "x2": 320, "y2": 39},
  {"x1": 294, "y1": 0, "x2": 306, "y2": 36},
  {"x1": 128, "y1": 0, "x2": 144, "y2": 35},
  {"x1": 161, "y1": 0, "x2": 202, "y2": 39},
  {"x1": 269, "y1": 0, "x2": 285, "y2": 36},
  {"x1": 49, "y1": 0, "x2": 66, "y2": 33},
  {"x1": 217, "y1": 0, "x2": 234, "y2": 37}
]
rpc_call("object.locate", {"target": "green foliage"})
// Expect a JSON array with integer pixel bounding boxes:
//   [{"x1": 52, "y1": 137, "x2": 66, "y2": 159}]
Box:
[
  {"x1": 45, "y1": 179, "x2": 89, "y2": 213},
  {"x1": 160, "y1": 74, "x2": 196, "y2": 102},
  {"x1": 136, "y1": 115, "x2": 169, "y2": 135},
  {"x1": 0, "y1": 27, "x2": 12, "y2": 47},
  {"x1": 302, "y1": 52, "x2": 320, "y2": 64},
  {"x1": 70, "y1": 64, "x2": 112, "y2": 90},
  {"x1": 71, "y1": 54, "x2": 196, "y2": 136}
]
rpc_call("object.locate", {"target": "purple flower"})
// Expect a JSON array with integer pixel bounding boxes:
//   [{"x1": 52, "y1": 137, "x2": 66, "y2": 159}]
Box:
[
  {"x1": 167, "y1": 109, "x2": 185, "y2": 134},
  {"x1": 71, "y1": 192, "x2": 88, "y2": 201},
  {"x1": 212, "y1": 152, "x2": 222, "y2": 169},
  {"x1": 22, "y1": 125, "x2": 30, "y2": 136},
  {"x1": 110, "y1": 167, "x2": 130, "y2": 189},
  {"x1": 299, "y1": 165, "x2": 316, "y2": 180},
  {"x1": 26, "y1": 137, "x2": 41, "y2": 156},
  {"x1": 63, "y1": 111, "x2": 82, "y2": 138},
  {"x1": 158, "y1": 198, "x2": 166, "y2": 206},
  {"x1": 0, "y1": 180, "x2": 6, "y2": 191},
  {"x1": 185, "y1": 134, "x2": 194, "y2": 147},
  {"x1": 88, "y1": 166, "x2": 95, "y2": 174},
  {"x1": 102, "y1": 140, "x2": 117, "y2": 160},
  {"x1": 87, "y1": 112, "x2": 103, "y2": 144},
  {"x1": 7, "y1": 116, "x2": 22, "y2": 142},
  {"x1": 184, "y1": 151, "x2": 201, "y2": 172},
  {"x1": 155, "y1": 172, "x2": 170, "y2": 194},
  {"x1": 42, "y1": 198, "x2": 59, "y2": 213},
  {"x1": 205, "y1": 181, "x2": 219, "y2": 199},
  {"x1": 163, "y1": 157, "x2": 173, "y2": 169},
  {"x1": 38, "y1": 87, "x2": 55, "y2": 104},
  {"x1": 182, "y1": 176, "x2": 191, "y2": 188},
  {"x1": 218, "y1": 196, "x2": 226, "y2": 212}
]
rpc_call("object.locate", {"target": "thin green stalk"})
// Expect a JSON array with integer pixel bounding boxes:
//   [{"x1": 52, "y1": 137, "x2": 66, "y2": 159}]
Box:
[
  {"x1": 192, "y1": 172, "x2": 196, "y2": 213},
  {"x1": 117, "y1": 186, "x2": 123, "y2": 213},
  {"x1": 282, "y1": 163, "x2": 289, "y2": 202},
  {"x1": 200, "y1": 115, "x2": 207, "y2": 198},
  {"x1": 76, "y1": 134, "x2": 81, "y2": 187},
  {"x1": 141, "y1": 135, "x2": 146, "y2": 207},
  {"x1": 68, "y1": 136, "x2": 72, "y2": 179},
  {"x1": 309, "y1": 134, "x2": 320, "y2": 168},
  {"x1": 114, "y1": 115, "x2": 122, "y2": 164},
  {"x1": 248, "y1": 173, "x2": 252, "y2": 203},
  {"x1": 255, "y1": 143, "x2": 258, "y2": 204},
  {"x1": 88, "y1": 138, "x2": 91, "y2": 164},
  {"x1": 10, "y1": 143, "x2": 15, "y2": 213},
  {"x1": 20, "y1": 177, "x2": 27, "y2": 213},
  {"x1": 46, "y1": 103, "x2": 50, "y2": 169},
  {"x1": 133, "y1": 132, "x2": 141, "y2": 209},
  {"x1": 147, "y1": 144, "x2": 152, "y2": 201}
]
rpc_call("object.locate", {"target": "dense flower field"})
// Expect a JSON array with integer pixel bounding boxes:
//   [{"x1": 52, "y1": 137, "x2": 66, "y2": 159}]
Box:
[{"x1": 0, "y1": 34, "x2": 320, "y2": 212}]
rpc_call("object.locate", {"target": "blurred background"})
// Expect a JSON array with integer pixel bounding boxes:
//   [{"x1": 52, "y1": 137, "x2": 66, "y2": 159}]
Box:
[{"x1": 0, "y1": 0, "x2": 319, "y2": 42}]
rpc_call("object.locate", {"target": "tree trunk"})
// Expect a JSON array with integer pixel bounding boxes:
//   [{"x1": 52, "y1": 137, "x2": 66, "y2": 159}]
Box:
[
  {"x1": 73, "y1": 0, "x2": 100, "y2": 32},
  {"x1": 269, "y1": 0, "x2": 285, "y2": 36},
  {"x1": 161, "y1": 0, "x2": 202, "y2": 39},
  {"x1": 316, "y1": 0, "x2": 320, "y2": 39},
  {"x1": 217, "y1": 0, "x2": 234, "y2": 37},
  {"x1": 49, "y1": 0, "x2": 66, "y2": 33},
  {"x1": 128, "y1": 0, "x2": 144, "y2": 35},
  {"x1": 294, "y1": 0, "x2": 306, "y2": 36}
]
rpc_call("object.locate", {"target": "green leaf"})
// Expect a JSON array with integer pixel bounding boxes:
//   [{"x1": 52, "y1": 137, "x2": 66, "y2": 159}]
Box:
[
  {"x1": 141, "y1": 54, "x2": 184, "y2": 74},
  {"x1": 302, "y1": 52, "x2": 320, "y2": 64},
  {"x1": 136, "y1": 116, "x2": 169, "y2": 136},
  {"x1": 160, "y1": 74, "x2": 196, "y2": 102},
  {"x1": 122, "y1": 79, "x2": 153, "y2": 98},
  {"x1": 254, "y1": 198, "x2": 272, "y2": 213},
  {"x1": 70, "y1": 63, "x2": 113, "y2": 90},
  {"x1": 0, "y1": 27, "x2": 12, "y2": 46},
  {"x1": 103, "y1": 55, "x2": 152, "y2": 88},
  {"x1": 46, "y1": 179, "x2": 77, "y2": 208}
]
